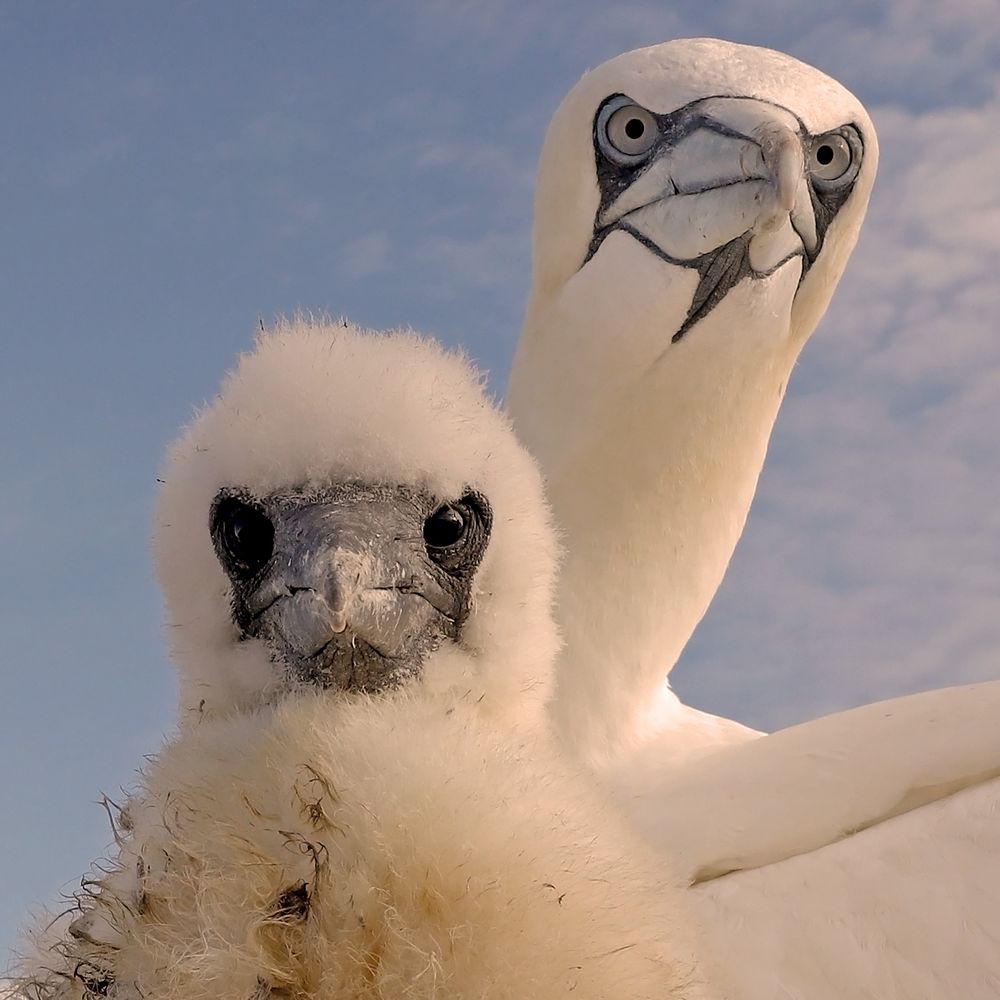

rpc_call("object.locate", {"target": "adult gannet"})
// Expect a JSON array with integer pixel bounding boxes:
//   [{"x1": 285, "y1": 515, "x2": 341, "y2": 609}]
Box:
[
  {"x1": 509, "y1": 36, "x2": 879, "y2": 763},
  {"x1": 8, "y1": 320, "x2": 712, "y2": 1000},
  {"x1": 508, "y1": 38, "x2": 1000, "y2": 998}
]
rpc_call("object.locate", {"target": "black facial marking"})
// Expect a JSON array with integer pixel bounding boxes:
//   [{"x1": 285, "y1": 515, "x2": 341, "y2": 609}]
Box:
[
  {"x1": 615, "y1": 226, "x2": 799, "y2": 344},
  {"x1": 674, "y1": 232, "x2": 756, "y2": 343},
  {"x1": 587, "y1": 94, "x2": 865, "y2": 341},
  {"x1": 210, "y1": 483, "x2": 493, "y2": 695},
  {"x1": 801, "y1": 125, "x2": 864, "y2": 265},
  {"x1": 806, "y1": 179, "x2": 854, "y2": 263}
]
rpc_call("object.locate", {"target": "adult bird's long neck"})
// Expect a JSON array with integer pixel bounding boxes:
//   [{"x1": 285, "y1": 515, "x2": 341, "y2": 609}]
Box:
[
  {"x1": 509, "y1": 236, "x2": 805, "y2": 765},
  {"x1": 508, "y1": 42, "x2": 877, "y2": 767}
]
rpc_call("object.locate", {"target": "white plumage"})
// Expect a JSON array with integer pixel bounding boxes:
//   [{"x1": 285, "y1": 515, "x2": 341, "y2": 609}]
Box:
[
  {"x1": 510, "y1": 37, "x2": 879, "y2": 763},
  {"x1": 154, "y1": 320, "x2": 558, "y2": 723},
  {"x1": 8, "y1": 321, "x2": 713, "y2": 1000},
  {"x1": 508, "y1": 38, "x2": 1000, "y2": 997}
]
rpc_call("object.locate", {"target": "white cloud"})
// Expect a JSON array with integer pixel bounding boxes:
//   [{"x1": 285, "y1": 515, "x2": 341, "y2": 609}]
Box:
[
  {"x1": 336, "y1": 230, "x2": 392, "y2": 279},
  {"x1": 416, "y1": 230, "x2": 525, "y2": 293},
  {"x1": 416, "y1": 139, "x2": 534, "y2": 191}
]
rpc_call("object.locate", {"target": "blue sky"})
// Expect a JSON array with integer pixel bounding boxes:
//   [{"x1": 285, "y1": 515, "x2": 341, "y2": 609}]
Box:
[{"x1": 3, "y1": 0, "x2": 1000, "y2": 957}]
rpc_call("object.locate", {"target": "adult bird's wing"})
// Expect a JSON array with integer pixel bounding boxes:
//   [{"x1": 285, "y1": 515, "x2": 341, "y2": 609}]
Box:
[
  {"x1": 601, "y1": 682, "x2": 1000, "y2": 998},
  {"x1": 691, "y1": 776, "x2": 1000, "y2": 1000},
  {"x1": 606, "y1": 681, "x2": 1000, "y2": 883}
]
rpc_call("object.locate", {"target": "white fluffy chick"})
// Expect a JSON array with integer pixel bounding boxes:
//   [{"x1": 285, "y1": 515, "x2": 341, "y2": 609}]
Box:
[{"x1": 9, "y1": 320, "x2": 715, "y2": 1000}]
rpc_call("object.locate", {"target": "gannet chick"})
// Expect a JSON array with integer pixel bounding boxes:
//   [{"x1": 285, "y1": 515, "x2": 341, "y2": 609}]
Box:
[{"x1": 9, "y1": 320, "x2": 714, "y2": 1000}]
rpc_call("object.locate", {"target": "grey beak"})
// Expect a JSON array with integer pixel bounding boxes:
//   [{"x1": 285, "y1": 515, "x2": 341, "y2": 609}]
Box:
[
  {"x1": 224, "y1": 485, "x2": 474, "y2": 693},
  {"x1": 247, "y1": 503, "x2": 376, "y2": 658}
]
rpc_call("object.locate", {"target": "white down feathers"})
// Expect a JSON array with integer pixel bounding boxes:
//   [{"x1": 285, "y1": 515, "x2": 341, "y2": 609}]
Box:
[
  {"x1": 8, "y1": 320, "x2": 714, "y2": 1000},
  {"x1": 17, "y1": 694, "x2": 707, "y2": 1000}
]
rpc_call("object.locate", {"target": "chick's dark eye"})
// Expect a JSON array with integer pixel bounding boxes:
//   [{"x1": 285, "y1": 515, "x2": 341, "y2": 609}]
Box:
[
  {"x1": 423, "y1": 504, "x2": 467, "y2": 548},
  {"x1": 214, "y1": 498, "x2": 274, "y2": 576}
]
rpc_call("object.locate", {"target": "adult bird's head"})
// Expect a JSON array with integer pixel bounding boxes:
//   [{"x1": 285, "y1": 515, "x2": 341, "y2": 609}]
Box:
[
  {"x1": 155, "y1": 320, "x2": 558, "y2": 721},
  {"x1": 514, "y1": 37, "x2": 877, "y2": 467}
]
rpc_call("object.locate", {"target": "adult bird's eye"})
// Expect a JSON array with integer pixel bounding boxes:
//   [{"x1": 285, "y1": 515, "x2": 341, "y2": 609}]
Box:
[
  {"x1": 213, "y1": 497, "x2": 274, "y2": 576},
  {"x1": 423, "y1": 504, "x2": 467, "y2": 549},
  {"x1": 597, "y1": 97, "x2": 659, "y2": 163},
  {"x1": 808, "y1": 128, "x2": 862, "y2": 187}
]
